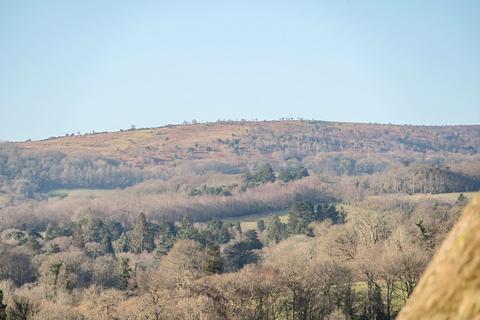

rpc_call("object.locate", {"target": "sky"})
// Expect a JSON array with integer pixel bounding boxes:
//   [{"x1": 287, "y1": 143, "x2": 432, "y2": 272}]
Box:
[{"x1": 0, "y1": 1, "x2": 479, "y2": 141}]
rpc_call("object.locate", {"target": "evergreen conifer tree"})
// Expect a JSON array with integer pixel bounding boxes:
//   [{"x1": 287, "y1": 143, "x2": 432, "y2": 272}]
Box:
[
  {"x1": 176, "y1": 215, "x2": 201, "y2": 241},
  {"x1": 130, "y1": 212, "x2": 155, "y2": 253},
  {"x1": 287, "y1": 200, "x2": 316, "y2": 234},
  {"x1": 118, "y1": 257, "x2": 132, "y2": 290},
  {"x1": 256, "y1": 163, "x2": 276, "y2": 183},
  {"x1": 101, "y1": 234, "x2": 115, "y2": 255},
  {"x1": 317, "y1": 204, "x2": 344, "y2": 224},
  {"x1": 116, "y1": 233, "x2": 130, "y2": 253},
  {"x1": 256, "y1": 219, "x2": 266, "y2": 232},
  {"x1": 203, "y1": 244, "x2": 224, "y2": 275},
  {"x1": 224, "y1": 230, "x2": 262, "y2": 271},
  {"x1": 243, "y1": 162, "x2": 276, "y2": 186},
  {"x1": 265, "y1": 215, "x2": 287, "y2": 244},
  {"x1": 201, "y1": 220, "x2": 231, "y2": 245}
]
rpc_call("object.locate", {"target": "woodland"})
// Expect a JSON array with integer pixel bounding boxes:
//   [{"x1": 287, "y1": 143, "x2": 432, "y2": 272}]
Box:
[{"x1": 0, "y1": 120, "x2": 479, "y2": 320}]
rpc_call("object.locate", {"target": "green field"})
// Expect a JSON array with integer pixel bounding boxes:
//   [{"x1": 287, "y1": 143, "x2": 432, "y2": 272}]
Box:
[
  {"x1": 46, "y1": 188, "x2": 117, "y2": 199},
  {"x1": 223, "y1": 209, "x2": 290, "y2": 230},
  {"x1": 352, "y1": 281, "x2": 408, "y2": 315}
]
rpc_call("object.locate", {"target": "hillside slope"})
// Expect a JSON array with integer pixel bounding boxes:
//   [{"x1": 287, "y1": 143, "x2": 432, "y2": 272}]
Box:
[
  {"x1": 17, "y1": 120, "x2": 480, "y2": 166},
  {"x1": 1, "y1": 120, "x2": 479, "y2": 199}
]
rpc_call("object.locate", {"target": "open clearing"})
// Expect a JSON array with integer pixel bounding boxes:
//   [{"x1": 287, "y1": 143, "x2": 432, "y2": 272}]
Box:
[{"x1": 47, "y1": 188, "x2": 118, "y2": 199}]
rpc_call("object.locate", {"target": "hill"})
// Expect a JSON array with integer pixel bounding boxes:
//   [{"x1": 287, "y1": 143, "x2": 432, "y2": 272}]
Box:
[
  {"x1": 1, "y1": 120, "x2": 478, "y2": 195},
  {"x1": 17, "y1": 120, "x2": 480, "y2": 165}
]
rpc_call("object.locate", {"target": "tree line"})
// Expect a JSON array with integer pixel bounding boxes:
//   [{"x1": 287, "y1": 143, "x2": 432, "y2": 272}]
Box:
[{"x1": 0, "y1": 193, "x2": 467, "y2": 319}]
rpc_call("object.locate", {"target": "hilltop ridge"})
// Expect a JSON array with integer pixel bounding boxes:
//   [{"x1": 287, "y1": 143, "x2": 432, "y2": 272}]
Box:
[{"x1": 15, "y1": 120, "x2": 480, "y2": 166}]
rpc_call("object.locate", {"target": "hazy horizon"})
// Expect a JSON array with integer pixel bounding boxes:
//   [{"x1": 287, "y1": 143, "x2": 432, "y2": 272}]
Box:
[{"x1": 1, "y1": 1, "x2": 480, "y2": 141}]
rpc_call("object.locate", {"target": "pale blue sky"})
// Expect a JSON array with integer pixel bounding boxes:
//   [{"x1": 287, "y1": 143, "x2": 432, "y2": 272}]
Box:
[{"x1": 1, "y1": 1, "x2": 479, "y2": 141}]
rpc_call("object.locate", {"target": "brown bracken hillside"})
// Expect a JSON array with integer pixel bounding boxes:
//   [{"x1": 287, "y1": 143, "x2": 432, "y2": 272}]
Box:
[{"x1": 18, "y1": 120, "x2": 480, "y2": 166}]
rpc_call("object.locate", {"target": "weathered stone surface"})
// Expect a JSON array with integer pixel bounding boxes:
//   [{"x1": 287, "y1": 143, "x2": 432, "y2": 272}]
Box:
[{"x1": 398, "y1": 195, "x2": 480, "y2": 320}]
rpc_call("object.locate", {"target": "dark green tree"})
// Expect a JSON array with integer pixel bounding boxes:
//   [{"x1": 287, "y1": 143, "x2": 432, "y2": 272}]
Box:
[
  {"x1": 49, "y1": 261, "x2": 63, "y2": 298},
  {"x1": 256, "y1": 163, "x2": 276, "y2": 183},
  {"x1": 256, "y1": 219, "x2": 266, "y2": 232},
  {"x1": 116, "y1": 233, "x2": 130, "y2": 253},
  {"x1": 243, "y1": 162, "x2": 276, "y2": 186},
  {"x1": 45, "y1": 224, "x2": 57, "y2": 241},
  {"x1": 278, "y1": 169, "x2": 293, "y2": 182},
  {"x1": 101, "y1": 234, "x2": 115, "y2": 255},
  {"x1": 176, "y1": 215, "x2": 201, "y2": 242},
  {"x1": 105, "y1": 221, "x2": 124, "y2": 241},
  {"x1": 265, "y1": 215, "x2": 287, "y2": 244},
  {"x1": 224, "y1": 230, "x2": 262, "y2": 272},
  {"x1": 235, "y1": 221, "x2": 242, "y2": 235},
  {"x1": 154, "y1": 221, "x2": 177, "y2": 256},
  {"x1": 243, "y1": 230, "x2": 263, "y2": 249},
  {"x1": 293, "y1": 165, "x2": 309, "y2": 180},
  {"x1": 278, "y1": 168, "x2": 292, "y2": 183},
  {"x1": 155, "y1": 237, "x2": 174, "y2": 257},
  {"x1": 118, "y1": 257, "x2": 132, "y2": 291},
  {"x1": 287, "y1": 200, "x2": 317, "y2": 235},
  {"x1": 317, "y1": 204, "x2": 344, "y2": 224},
  {"x1": 45, "y1": 222, "x2": 74, "y2": 241},
  {"x1": 203, "y1": 244, "x2": 224, "y2": 275},
  {"x1": 159, "y1": 221, "x2": 177, "y2": 238},
  {"x1": 80, "y1": 217, "x2": 106, "y2": 243},
  {"x1": 201, "y1": 220, "x2": 231, "y2": 245},
  {"x1": 278, "y1": 165, "x2": 309, "y2": 182},
  {"x1": 130, "y1": 212, "x2": 155, "y2": 253}
]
